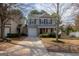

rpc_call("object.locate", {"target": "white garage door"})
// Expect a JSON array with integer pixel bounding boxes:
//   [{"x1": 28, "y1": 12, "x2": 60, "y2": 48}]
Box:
[
  {"x1": 28, "y1": 28, "x2": 37, "y2": 37},
  {"x1": 4, "y1": 28, "x2": 10, "y2": 37}
]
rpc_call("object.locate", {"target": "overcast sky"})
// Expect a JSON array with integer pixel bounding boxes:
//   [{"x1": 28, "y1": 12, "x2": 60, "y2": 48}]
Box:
[{"x1": 16, "y1": 3, "x2": 75, "y2": 25}]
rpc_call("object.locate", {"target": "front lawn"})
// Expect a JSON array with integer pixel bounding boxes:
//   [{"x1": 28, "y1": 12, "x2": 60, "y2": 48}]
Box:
[{"x1": 41, "y1": 38, "x2": 79, "y2": 53}]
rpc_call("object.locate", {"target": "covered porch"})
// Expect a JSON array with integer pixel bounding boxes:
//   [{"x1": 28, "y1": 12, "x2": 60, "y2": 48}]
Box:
[{"x1": 39, "y1": 28, "x2": 55, "y2": 34}]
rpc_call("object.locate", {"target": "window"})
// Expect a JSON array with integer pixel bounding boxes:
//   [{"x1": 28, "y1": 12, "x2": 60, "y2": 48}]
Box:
[
  {"x1": 41, "y1": 19, "x2": 44, "y2": 24},
  {"x1": 44, "y1": 19, "x2": 48, "y2": 24},
  {"x1": 31, "y1": 20, "x2": 34, "y2": 24},
  {"x1": 29, "y1": 19, "x2": 31, "y2": 24},
  {"x1": 34, "y1": 19, "x2": 36, "y2": 24},
  {"x1": 39, "y1": 19, "x2": 41, "y2": 24},
  {"x1": 39, "y1": 19, "x2": 44, "y2": 24},
  {"x1": 45, "y1": 19, "x2": 48, "y2": 24},
  {"x1": 44, "y1": 19, "x2": 46, "y2": 24},
  {"x1": 29, "y1": 19, "x2": 36, "y2": 24},
  {"x1": 49, "y1": 19, "x2": 52, "y2": 24}
]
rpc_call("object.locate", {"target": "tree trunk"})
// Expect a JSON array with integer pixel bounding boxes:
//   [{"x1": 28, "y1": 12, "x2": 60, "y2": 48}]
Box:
[
  {"x1": 1, "y1": 21, "x2": 5, "y2": 41},
  {"x1": 56, "y1": 21, "x2": 59, "y2": 41},
  {"x1": 56, "y1": 3, "x2": 60, "y2": 41}
]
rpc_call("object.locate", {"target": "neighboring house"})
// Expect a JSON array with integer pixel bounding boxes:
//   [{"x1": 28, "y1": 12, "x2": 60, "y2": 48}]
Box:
[
  {"x1": 27, "y1": 11, "x2": 56, "y2": 37},
  {"x1": 0, "y1": 18, "x2": 25, "y2": 37}
]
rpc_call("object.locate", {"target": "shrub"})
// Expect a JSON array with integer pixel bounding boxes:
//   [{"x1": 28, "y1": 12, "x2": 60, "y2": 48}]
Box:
[
  {"x1": 21, "y1": 33, "x2": 27, "y2": 36},
  {"x1": 40, "y1": 33, "x2": 49, "y2": 37},
  {"x1": 7, "y1": 33, "x2": 19, "y2": 38},
  {"x1": 40, "y1": 32, "x2": 61, "y2": 38},
  {"x1": 49, "y1": 32, "x2": 56, "y2": 38}
]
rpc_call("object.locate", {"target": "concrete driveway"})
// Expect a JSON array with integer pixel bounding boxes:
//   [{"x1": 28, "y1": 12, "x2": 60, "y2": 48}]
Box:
[{"x1": 0, "y1": 37, "x2": 49, "y2": 56}]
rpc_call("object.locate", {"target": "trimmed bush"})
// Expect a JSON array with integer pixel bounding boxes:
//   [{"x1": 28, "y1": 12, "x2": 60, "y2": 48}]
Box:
[
  {"x1": 7, "y1": 33, "x2": 19, "y2": 38},
  {"x1": 21, "y1": 33, "x2": 27, "y2": 36},
  {"x1": 40, "y1": 32, "x2": 61, "y2": 38},
  {"x1": 40, "y1": 33, "x2": 49, "y2": 37},
  {"x1": 49, "y1": 32, "x2": 56, "y2": 38}
]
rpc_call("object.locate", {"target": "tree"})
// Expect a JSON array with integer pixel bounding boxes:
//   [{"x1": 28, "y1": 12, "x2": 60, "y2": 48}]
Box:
[
  {"x1": 51, "y1": 3, "x2": 73, "y2": 41},
  {"x1": 30, "y1": 10, "x2": 47, "y2": 14},
  {"x1": 30, "y1": 10, "x2": 40, "y2": 14},
  {"x1": 41, "y1": 3, "x2": 73, "y2": 41},
  {"x1": 75, "y1": 15, "x2": 79, "y2": 31},
  {"x1": 0, "y1": 3, "x2": 24, "y2": 41},
  {"x1": 0, "y1": 3, "x2": 10, "y2": 41},
  {"x1": 51, "y1": 12, "x2": 61, "y2": 41},
  {"x1": 65, "y1": 25, "x2": 73, "y2": 35},
  {"x1": 72, "y1": 4, "x2": 79, "y2": 31},
  {"x1": 69, "y1": 3, "x2": 79, "y2": 31},
  {"x1": 55, "y1": 3, "x2": 60, "y2": 41},
  {"x1": 9, "y1": 9, "x2": 24, "y2": 23}
]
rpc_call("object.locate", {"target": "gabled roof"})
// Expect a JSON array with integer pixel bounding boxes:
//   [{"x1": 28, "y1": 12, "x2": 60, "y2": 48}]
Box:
[
  {"x1": 28, "y1": 11, "x2": 52, "y2": 18},
  {"x1": 39, "y1": 13, "x2": 52, "y2": 18}
]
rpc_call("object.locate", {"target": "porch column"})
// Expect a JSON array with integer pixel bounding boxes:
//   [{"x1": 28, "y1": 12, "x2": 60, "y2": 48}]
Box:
[
  {"x1": 43, "y1": 28, "x2": 45, "y2": 33},
  {"x1": 48, "y1": 28, "x2": 51, "y2": 33},
  {"x1": 44, "y1": 28, "x2": 46, "y2": 33}
]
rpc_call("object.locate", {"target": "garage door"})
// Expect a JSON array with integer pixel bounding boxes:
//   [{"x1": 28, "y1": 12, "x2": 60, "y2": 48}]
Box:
[
  {"x1": 4, "y1": 28, "x2": 10, "y2": 37},
  {"x1": 28, "y1": 28, "x2": 37, "y2": 37}
]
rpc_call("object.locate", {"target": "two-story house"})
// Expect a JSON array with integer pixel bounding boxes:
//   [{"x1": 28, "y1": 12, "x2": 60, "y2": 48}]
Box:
[{"x1": 27, "y1": 11, "x2": 56, "y2": 37}]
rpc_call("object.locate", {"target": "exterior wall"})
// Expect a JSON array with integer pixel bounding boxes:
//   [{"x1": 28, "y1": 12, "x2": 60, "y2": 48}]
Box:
[
  {"x1": 0, "y1": 17, "x2": 26, "y2": 37},
  {"x1": 10, "y1": 20, "x2": 18, "y2": 33},
  {"x1": 22, "y1": 26, "x2": 27, "y2": 34},
  {"x1": 0, "y1": 19, "x2": 11, "y2": 37},
  {"x1": 0, "y1": 19, "x2": 22, "y2": 37},
  {"x1": 0, "y1": 25, "x2": 11, "y2": 37},
  {"x1": 27, "y1": 13, "x2": 56, "y2": 37},
  {"x1": 4, "y1": 27, "x2": 10, "y2": 37}
]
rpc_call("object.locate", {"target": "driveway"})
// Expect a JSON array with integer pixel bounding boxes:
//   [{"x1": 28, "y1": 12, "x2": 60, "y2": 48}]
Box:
[{"x1": 0, "y1": 37, "x2": 49, "y2": 56}]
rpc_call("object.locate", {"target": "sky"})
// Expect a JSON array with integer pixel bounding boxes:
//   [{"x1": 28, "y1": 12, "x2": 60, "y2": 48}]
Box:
[{"x1": 15, "y1": 3, "x2": 75, "y2": 25}]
